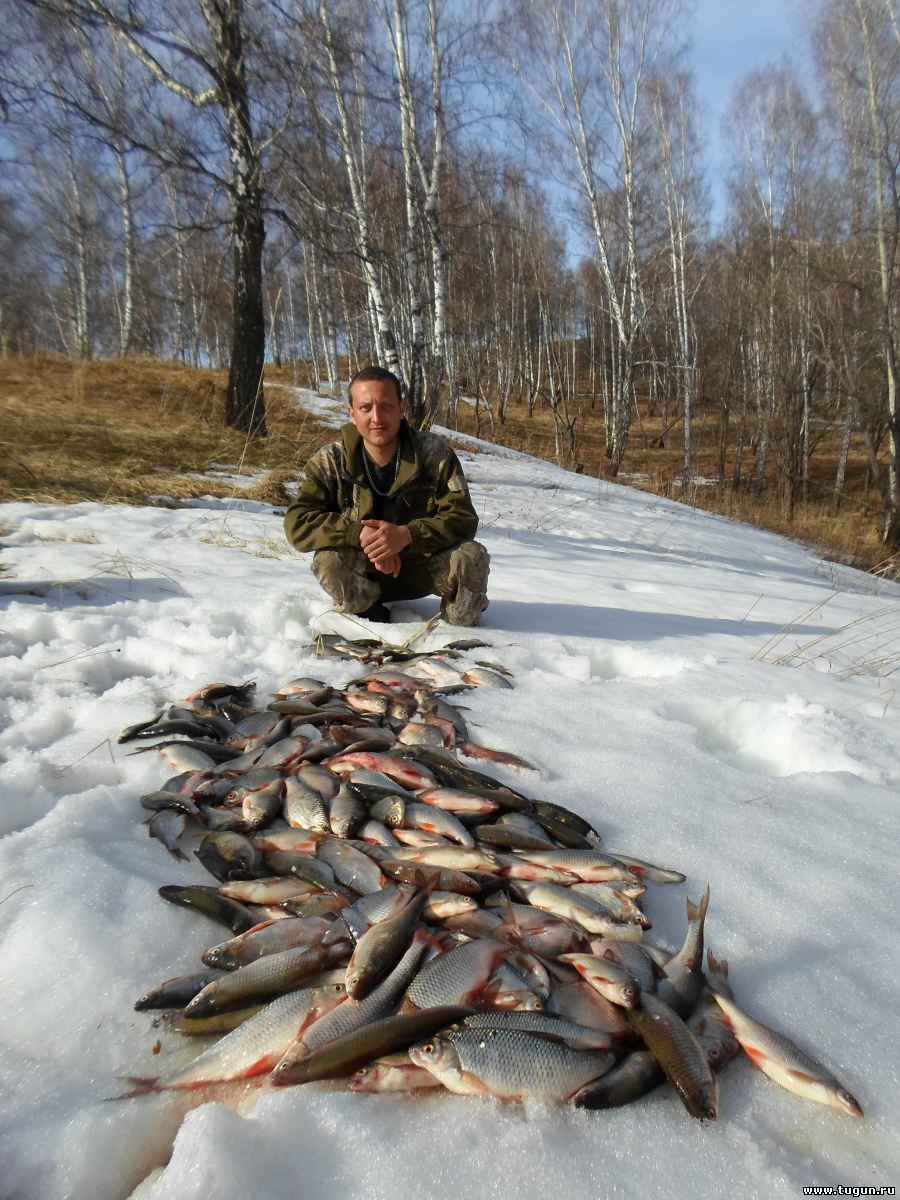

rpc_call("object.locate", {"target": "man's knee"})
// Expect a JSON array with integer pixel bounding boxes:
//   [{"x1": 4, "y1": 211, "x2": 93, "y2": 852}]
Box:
[
  {"x1": 441, "y1": 540, "x2": 490, "y2": 627},
  {"x1": 312, "y1": 548, "x2": 381, "y2": 613},
  {"x1": 450, "y1": 540, "x2": 490, "y2": 586}
]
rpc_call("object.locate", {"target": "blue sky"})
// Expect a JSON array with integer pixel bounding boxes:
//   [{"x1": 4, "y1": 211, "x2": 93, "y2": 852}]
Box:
[
  {"x1": 691, "y1": 0, "x2": 813, "y2": 225},
  {"x1": 542, "y1": 0, "x2": 817, "y2": 259}
]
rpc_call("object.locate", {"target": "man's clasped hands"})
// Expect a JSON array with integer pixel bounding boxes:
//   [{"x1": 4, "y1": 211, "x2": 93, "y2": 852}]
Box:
[{"x1": 359, "y1": 519, "x2": 412, "y2": 577}]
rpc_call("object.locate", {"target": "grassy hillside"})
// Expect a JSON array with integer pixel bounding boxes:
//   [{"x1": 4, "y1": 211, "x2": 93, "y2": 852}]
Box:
[
  {"x1": 0, "y1": 356, "x2": 893, "y2": 578},
  {"x1": 0, "y1": 358, "x2": 334, "y2": 507}
]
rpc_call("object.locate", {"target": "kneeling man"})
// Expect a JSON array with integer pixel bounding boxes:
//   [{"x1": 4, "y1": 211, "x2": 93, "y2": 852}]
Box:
[{"x1": 284, "y1": 366, "x2": 490, "y2": 625}]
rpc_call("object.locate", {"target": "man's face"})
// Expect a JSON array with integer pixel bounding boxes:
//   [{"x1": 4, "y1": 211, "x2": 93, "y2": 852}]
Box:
[{"x1": 348, "y1": 379, "x2": 403, "y2": 455}]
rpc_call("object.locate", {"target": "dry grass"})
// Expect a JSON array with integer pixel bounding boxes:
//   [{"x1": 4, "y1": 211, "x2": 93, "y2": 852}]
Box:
[
  {"x1": 447, "y1": 392, "x2": 894, "y2": 578},
  {"x1": 0, "y1": 357, "x2": 335, "y2": 507}
]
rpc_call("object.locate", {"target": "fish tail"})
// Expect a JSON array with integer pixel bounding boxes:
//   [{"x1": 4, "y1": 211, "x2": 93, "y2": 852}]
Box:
[
  {"x1": 687, "y1": 882, "x2": 711, "y2": 926},
  {"x1": 707, "y1": 950, "x2": 728, "y2": 981}
]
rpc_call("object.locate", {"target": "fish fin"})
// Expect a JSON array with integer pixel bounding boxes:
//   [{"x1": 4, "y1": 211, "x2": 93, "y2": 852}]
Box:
[
  {"x1": 501, "y1": 898, "x2": 520, "y2": 931},
  {"x1": 420, "y1": 929, "x2": 447, "y2": 955},
  {"x1": 705, "y1": 950, "x2": 730, "y2": 993},
  {"x1": 649, "y1": 958, "x2": 667, "y2": 983},
  {"x1": 742, "y1": 1043, "x2": 768, "y2": 1069},
  {"x1": 243, "y1": 1054, "x2": 280, "y2": 1079},
  {"x1": 710, "y1": 993, "x2": 736, "y2": 1027},
  {"x1": 542, "y1": 957, "x2": 579, "y2": 983},
  {"x1": 106, "y1": 1075, "x2": 160, "y2": 1101},
  {"x1": 420, "y1": 873, "x2": 441, "y2": 898}
]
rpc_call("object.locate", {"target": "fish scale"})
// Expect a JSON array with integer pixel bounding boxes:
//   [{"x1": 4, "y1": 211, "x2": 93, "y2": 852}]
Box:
[
  {"x1": 413, "y1": 1027, "x2": 613, "y2": 1102},
  {"x1": 185, "y1": 940, "x2": 350, "y2": 1017},
  {"x1": 284, "y1": 776, "x2": 330, "y2": 832},
  {"x1": 123, "y1": 984, "x2": 347, "y2": 1093},
  {"x1": 461, "y1": 1011, "x2": 614, "y2": 1050},
  {"x1": 404, "y1": 938, "x2": 507, "y2": 1009},
  {"x1": 342, "y1": 884, "x2": 412, "y2": 942},
  {"x1": 279, "y1": 933, "x2": 428, "y2": 1063}
]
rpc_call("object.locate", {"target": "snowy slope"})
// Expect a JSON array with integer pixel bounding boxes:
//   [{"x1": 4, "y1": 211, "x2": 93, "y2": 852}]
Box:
[{"x1": 1, "y1": 389, "x2": 898, "y2": 1200}]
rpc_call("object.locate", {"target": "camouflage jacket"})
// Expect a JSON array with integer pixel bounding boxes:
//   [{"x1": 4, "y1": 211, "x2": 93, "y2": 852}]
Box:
[{"x1": 284, "y1": 420, "x2": 478, "y2": 558}]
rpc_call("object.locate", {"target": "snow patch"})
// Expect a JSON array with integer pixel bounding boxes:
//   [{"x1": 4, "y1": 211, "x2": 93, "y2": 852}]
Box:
[{"x1": 1, "y1": 413, "x2": 899, "y2": 1198}]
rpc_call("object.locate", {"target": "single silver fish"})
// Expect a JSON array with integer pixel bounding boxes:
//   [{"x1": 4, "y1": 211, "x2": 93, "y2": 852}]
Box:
[
  {"x1": 184, "y1": 939, "x2": 350, "y2": 1018},
  {"x1": 329, "y1": 785, "x2": 367, "y2": 838},
  {"x1": 410, "y1": 1027, "x2": 611, "y2": 1102},
  {"x1": 404, "y1": 802, "x2": 475, "y2": 847},
  {"x1": 711, "y1": 992, "x2": 862, "y2": 1117},
  {"x1": 350, "y1": 1053, "x2": 444, "y2": 1092},
  {"x1": 317, "y1": 838, "x2": 385, "y2": 894},
  {"x1": 202, "y1": 916, "x2": 334, "y2": 970},
  {"x1": 120, "y1": 983, "x2": 346, "y2": 1094},
  {"x1": 403, "y1": 938, "x2": 509, "y2": 1011}
]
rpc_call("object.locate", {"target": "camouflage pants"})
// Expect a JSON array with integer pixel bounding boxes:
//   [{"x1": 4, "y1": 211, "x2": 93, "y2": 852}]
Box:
[{"x1": 312, "y1": 540, "x2": 490, "y2": 627}]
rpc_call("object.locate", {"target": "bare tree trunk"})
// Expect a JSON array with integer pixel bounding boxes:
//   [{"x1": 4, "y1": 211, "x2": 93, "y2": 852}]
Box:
[
  {"x1": 302, "y1": 242, "x2": 322, "y2": 392},
  {"x1": 285, "y1": 268, "x2": 299, "y2": 383},
  {"x1": 337, "y1": 268, "x2": 357, "y2": 378},
  {"x1": 167, "y1": 179, "x2": 187, "y2": 362},
  {"x1": 387, "y1": 0, "x2": 426, "y2": 422},
  {"x1": 110, "y1": 139, "x2": 134, "y2": 356},
  {"x1": 833, "y1": 393, "x2": 853, "y2": 510},
  {"x1": 319, "y1": 1, "x2": 401, "y2": 382},
  {"x1": 66, "y1": 150, "x2": 92, "y2": 360}
]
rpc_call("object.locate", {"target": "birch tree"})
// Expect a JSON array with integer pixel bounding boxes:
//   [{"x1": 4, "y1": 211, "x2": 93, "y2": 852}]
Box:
[
  {"x1": 650, "y1": 71, "x2": 703, "y2": 480},
  {"x1": 44, "y1": 0, "x2": 280, "y2": 435},
  {"x1": 314, "y1": 0, "x2": 403, "y2": 382},
  {"x1": 817, "y1": 0, "x2": 900, "y2": 544},
  {"x1": 508, "y1": 0, "x2": 684, "y2": 474},
  {"x1": 725, "y1": 64, "x2": 818, "y2": 501},
  {"x1": 380, "y1": 0, "x2": 451, "y2": 425}
]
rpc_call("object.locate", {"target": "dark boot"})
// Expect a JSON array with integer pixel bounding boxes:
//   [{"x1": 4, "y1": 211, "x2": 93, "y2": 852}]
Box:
[{"x1": 358, "y1": 601, "x2": 391, "y2": 623}]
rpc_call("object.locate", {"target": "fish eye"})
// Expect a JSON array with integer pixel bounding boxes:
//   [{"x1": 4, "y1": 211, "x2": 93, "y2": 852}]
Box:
[{"x1": 423, "y1": 1042, "x2": 434, "y2": 1054}]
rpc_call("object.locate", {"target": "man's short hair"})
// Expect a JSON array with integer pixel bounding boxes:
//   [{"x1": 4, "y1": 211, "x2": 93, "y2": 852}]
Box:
[{"x1": 348, "y1": 365, "x2": 403, "y2": 406}]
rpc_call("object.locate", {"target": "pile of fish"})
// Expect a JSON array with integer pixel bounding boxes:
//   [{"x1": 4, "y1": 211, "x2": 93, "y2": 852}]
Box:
[{"x1": 121, "y1": 629, "x2": 863, "y2": 1119}]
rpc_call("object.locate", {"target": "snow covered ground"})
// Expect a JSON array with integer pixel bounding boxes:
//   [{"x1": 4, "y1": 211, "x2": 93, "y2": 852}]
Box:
[{"x1": 1, "y1": 387, "x2": 899, "y2": 1200}]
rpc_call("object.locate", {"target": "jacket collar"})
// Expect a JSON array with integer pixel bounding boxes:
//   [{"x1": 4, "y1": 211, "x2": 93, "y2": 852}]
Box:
[{"x1": 340, "y1": 419, "x2": 419, "y2": 495}]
